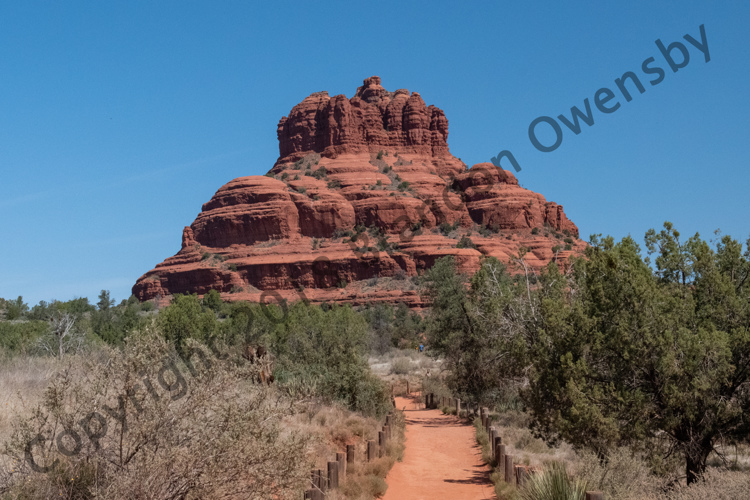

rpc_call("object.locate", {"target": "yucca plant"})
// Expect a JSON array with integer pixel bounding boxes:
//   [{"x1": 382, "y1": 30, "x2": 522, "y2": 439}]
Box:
[{"x1": 519, "y1": 462, "x2": 588, "y2": 500}]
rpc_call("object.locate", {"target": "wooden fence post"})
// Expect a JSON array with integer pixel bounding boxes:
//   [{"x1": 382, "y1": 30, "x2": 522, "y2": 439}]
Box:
[
  {"x1": 346, "y1": 444, "x2": 355, "y2": 463},
  {"x1": 504, "y1": 454, "x2": 514, "y2": 484},
  {"x1": 304, "y1": 489, "x2": 323, "y2": 500},
  {"x1": 498, "y1": 445, "x2": 506, "y2": 476},
  {"x1": 456, "y1": 398, "x2": 461, "y2": 415},
  {"x1": 493, "y1": 435, "x2": 502, "y2": 463},
  {"x1": 336, "y1": 452, "x2": 346, "y2": 480},
  {"x1": 384, "y1": 425, "x2": 390, "y2": 441},
  {"x1": 585, "y1": 493, "x2": 604, "y2": 500},
  {"x1": 328, "y1": 461, "x2": 339, "y2": 489},
  {"x1": 312, "y1": 468, "x2": 326, "y2": 491},
  {"x1": 378, "y1": 430, "x2": 386, "y2": 457},
  {"x1": 489, "y1": 428, "x2": 496, "y2": 458},
  {"x1": 367, "y1": 440, "x2": 376, "y2": 461},
  {"x1": 515, "y1": 465, "x2": 527, "y2": 486},
  {"x1": 406, "y1": 380, "x2": 410, "y2": 394}
]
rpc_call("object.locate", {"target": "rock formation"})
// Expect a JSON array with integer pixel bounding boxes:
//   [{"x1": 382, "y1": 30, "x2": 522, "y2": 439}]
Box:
[{"x1": 132, "y1": 76, "x2": 584, "y2": 307}]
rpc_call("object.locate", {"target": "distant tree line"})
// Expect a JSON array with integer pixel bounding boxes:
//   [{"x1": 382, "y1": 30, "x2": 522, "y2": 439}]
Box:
[{"x1": 0, "y1": 288, "x2": 425, "y2": 418}]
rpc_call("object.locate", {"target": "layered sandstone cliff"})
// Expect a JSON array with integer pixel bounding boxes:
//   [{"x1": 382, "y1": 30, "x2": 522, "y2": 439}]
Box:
[{"x1": 133, "y1": 76, "x2": 584, "y2": 307}]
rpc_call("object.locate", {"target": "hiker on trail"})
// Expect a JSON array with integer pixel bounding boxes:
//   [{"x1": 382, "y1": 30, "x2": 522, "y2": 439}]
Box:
[{"x1": 419, "y1": 344, "x2": 424, "y2": 352}]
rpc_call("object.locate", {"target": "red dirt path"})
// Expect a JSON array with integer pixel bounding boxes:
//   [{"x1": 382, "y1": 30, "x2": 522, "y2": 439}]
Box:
[{"x1": 382, "y1": 395, "x2": 495, "y2": 500}]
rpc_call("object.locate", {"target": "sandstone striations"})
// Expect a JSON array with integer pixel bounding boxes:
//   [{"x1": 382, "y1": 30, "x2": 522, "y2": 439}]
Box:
[{"x1": 132, "y1": 76, "x2": 585, "y2": 307}]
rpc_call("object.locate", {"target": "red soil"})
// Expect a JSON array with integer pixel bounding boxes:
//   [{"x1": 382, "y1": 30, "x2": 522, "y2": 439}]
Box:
[{"x1": 383, "y1": 395, "x2": 495, "y2": 500}]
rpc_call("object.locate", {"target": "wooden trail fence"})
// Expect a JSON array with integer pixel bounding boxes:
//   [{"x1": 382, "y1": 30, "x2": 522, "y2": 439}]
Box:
[
  {"x1": 303, "y1": 409, "x2": 397, "y2": 499},
  {"x1": 424, "y1": 392, "x2": 606, "y2": 500}
]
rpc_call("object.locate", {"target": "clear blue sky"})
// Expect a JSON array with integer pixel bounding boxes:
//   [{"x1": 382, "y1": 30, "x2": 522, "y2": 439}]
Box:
[{"x1": 1, "y1": 1, "x2": 748, "y2": 306}]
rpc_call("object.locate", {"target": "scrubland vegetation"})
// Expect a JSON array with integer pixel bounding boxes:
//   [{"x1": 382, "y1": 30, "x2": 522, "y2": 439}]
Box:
[
  {"x1": 423, "y1": 222, "x2": 750, "y2": 498},
  {"x1": 0, "y1": 293, "x2": 421, "y2": 499},
  {"x1": 1, "y1": 221, "x2": 748, "y2": 499}
]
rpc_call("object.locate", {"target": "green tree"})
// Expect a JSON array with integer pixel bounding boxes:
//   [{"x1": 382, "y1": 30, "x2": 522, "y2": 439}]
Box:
[
  {"x1": 268, "y1": 302, "x2": 390, "y2": 416},
  {"x1": 202, "y1": 289, "x2": 223, "y2": 313},
  {"x1": 56, "y1": 297, "x2": 95, "y2": 315},
  {"x1": 362, "y1": 302, "x2": 394, "y2": 354},
  {"x1": 393, "y1": 301, "x2": 422, "y2": 348},
  {"x1": 97, "y1": 290, "x2": 115, "y2": 311},
  {"x1": 526, "y1": 228, "x2": 750, "y2": 484},
  {"x1": 4, "y1": 296, "x2": 29, "y2": 320},
  {"x1": 422, "y1": 256, "x2": 472, "y2": 355},
  {"x1": 157, "y1": 294, "x2": 217, "y2": 356}
]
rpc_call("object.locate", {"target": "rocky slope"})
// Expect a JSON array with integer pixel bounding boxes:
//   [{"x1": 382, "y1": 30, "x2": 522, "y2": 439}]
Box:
[{"x1": 133, "y1": 76, "x2": 584, "y2": 307}]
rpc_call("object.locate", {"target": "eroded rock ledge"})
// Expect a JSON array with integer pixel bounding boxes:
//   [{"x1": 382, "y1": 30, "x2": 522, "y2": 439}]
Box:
[{"x1": 133, "y1": 77, "x2": 583, "y2": 307}]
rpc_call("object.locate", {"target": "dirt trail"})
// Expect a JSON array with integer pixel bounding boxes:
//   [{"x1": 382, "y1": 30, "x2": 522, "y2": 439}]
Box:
[{"x1": 383, "y1": 395, "x2": 495, "y2": 500}]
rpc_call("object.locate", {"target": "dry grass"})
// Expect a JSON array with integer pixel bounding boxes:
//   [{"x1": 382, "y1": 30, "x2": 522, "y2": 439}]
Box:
[
  {"x1": 0, "y1": 354, "x2": 62, "y2": 450},
  {"x1": 0, "y1": 335, "x2": 311, "y2": 499},
  {"x1": 473, "y1": 410, "x2": 750, "y2": 500},
  {"x1": 369, "y1": 349, "x2": 443, "y2": 399},
  {"x1": 269, "y1": 393, "x2": 406, "y2": 500},
  {"x1": 475, "y1": 411, "x2": 577, "y2": 469}
]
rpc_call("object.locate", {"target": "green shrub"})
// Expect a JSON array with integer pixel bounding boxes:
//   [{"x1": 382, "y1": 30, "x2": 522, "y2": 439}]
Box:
[
  {"x1": 312, "y1": 166, "x2": 327, "y2": 179},
  {"x1": 439, "y1": 221, "x2": 460, "y2": 235},
  {"x1": 456, "y1": 235, "x2": 477, "y2": 249},
  {"x1": 0, "y1": 320, "x2": 47, "y2": 354},
  {"x1": 157, "y1": 294, "x2": 217, "y2": 356},
  {"x1": 269, "y1": 303, "x2": 391, "y2": 417},
  {"x1": 390, "y1": 356, "x2": 412, "y2": 375},
  {"x1": 518, "y1": 463, "x2": 587, "y2": 500}
]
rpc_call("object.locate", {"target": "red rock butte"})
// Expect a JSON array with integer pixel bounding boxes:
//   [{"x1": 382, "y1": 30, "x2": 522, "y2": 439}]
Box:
[{"x1": 133, "y1": 76, "x2": 584, "y2": 307}]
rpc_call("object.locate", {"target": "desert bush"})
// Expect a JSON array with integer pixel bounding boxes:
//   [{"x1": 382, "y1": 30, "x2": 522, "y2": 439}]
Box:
[
  {"x1": 35, "y1": 312, "x2": 87, "y2": 358},
  {"x1": 456, "y1": 235, "x2": 477, "y2": 249},
  {"x1": 268, "y1": 303, "x2": 391, "y2": 417},
  {"x1": 1, "y1": 297, "x2": 28, "y2": 321},
  {"x1": 0, "y1": 327, "x2": 310, "y2": 499},
  {"x1": 311, "y1": 166, "x2": 327, "y2": 179},
  {"x1": 573, "y1": 448, "x2": 661, "y2": 500},
  {"x1": 421, "y1": 376, "x2": 451, "y2": 403},
  {"x1": 664, "y1": 468, "x2": 750, "y2": 500},
  {"x1": 0, "y1": 321, "x2": 47, "y2": 355},
  {"x1": 390, "y1": 357, "x2": 412, "y2": 375},
  {"x1": 518, "y1": 462, "x2": 587, "y2": 500},
  {"x1": 439, "y1": 221, "x2": 459, "y2": 235},
  {"x1": 426, "y1": 226, "x2": 750, "y2": 484},
  {"x1": 156, "y1": 293, "x2": 217, "y2": 356}
]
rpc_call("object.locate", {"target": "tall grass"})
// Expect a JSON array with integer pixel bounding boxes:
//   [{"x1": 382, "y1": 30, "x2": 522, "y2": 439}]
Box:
[{"x1": 518, "y1": 463, "x2": 587, "y2": 500}]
